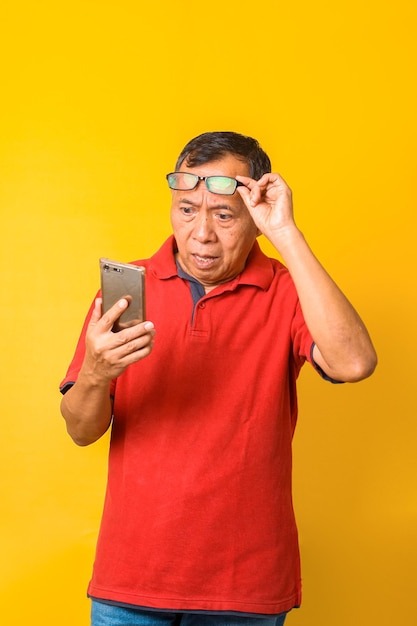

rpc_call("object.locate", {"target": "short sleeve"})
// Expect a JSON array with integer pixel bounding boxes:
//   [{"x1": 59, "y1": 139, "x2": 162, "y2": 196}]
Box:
[{"x1": 59, "y1": 295, "x2": 117, "y2": 396}]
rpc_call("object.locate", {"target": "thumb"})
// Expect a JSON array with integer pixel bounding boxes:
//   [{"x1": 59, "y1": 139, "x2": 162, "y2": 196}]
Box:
[
  {"x1": 236, "y1": 185, "x2": 254, "y2": 210},
  {"x1": 89, "y1": 298, "x2": 103, "y2": 325}
]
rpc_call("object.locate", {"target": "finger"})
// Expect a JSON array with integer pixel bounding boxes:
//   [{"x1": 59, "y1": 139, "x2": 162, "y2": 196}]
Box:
[
  {"x1": 112, "y1": 321, "x2": 155, "y2": 349},
  {"x1": 120, "y1": 328, "x2": 155, "y2": 357},
  {"x1": 235, "y1": 176, "x2": 259, "y2": 208},
  {"x1": 240, "y1": 173, "x2": 288, "y2": 206},
  {"x1": 113, "y1": 326, "x2": 156, "y2": 366},
  {"x1": 236, "y1": 175, "x2": 257, "y2": 189},
  {"x1": 236, "y1": 184, "x2": 252, "y2": 208},
  {"x1": 258, "y1": 172, "x2": 290, "y2": 193},
  {"x1": 236, "y1": 175, "x2": 268, "y2": 206},
  {"x1": 250, "y1": 173, "x2": 278, "y2": 197},
  {"x1": 100, "y1": 298, "x2": 130, "y2": 331}
]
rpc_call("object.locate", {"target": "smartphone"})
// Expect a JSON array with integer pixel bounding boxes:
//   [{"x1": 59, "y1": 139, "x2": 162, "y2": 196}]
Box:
[{"x1": 100, "y1": 258, "x2": 146, "y2": 332}]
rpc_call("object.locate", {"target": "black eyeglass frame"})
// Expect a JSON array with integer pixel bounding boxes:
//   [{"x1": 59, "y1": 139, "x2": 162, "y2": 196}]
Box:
[{"x1": 166, "y1": 172, "x2": 246, "y2": 195}]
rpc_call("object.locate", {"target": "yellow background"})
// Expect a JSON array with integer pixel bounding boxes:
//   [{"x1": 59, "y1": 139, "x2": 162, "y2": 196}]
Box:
[{"x1": 1, "y1": 1, "x2": 416, "y2": 624}]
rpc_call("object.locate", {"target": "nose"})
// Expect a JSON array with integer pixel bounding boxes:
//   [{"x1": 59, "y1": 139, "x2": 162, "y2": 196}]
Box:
[{"x1": 192, "y1": 210, "x2": 216, "y2": 243}]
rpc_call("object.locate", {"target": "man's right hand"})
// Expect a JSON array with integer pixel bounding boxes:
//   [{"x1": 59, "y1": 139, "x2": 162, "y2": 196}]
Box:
[
  {"x1": 81, "y1": 297, "x2": 156, "y2": 385},
  {"x1": 60, "y1": 298, "x2": 155, "y2": 446}
]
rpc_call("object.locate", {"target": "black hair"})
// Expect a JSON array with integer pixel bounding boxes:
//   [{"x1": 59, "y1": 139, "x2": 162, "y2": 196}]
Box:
[{"x1": 175, "y1": 131, "x2": 271, "y2": 180}]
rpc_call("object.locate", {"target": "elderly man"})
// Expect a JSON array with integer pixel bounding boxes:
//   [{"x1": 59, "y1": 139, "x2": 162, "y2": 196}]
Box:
[{"x1": 60, "y1": 131, "x2": 376, "y2": 626}]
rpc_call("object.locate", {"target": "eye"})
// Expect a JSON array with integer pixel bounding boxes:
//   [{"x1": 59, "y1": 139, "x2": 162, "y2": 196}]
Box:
[
  {"x1": 180, "y1": 206, "x2": 196, "y2": 216},
  {"x1": 216, "y1": 212, "x2": 233, "y2": 222}
]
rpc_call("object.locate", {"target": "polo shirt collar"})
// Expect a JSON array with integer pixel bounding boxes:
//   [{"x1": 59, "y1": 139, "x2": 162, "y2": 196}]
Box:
[{"x1": 148, "y1": 235, "x2": 275, "y2": 292}]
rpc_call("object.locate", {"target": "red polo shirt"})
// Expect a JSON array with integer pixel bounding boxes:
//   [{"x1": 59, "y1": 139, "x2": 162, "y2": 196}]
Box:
[{"x1": 60, "y1": 236, "x2": 317, "y2": 616}]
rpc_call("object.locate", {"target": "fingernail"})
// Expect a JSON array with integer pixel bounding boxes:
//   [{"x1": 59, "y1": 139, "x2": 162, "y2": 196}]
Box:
[
  {"x1": 144, "y1": 321, "x2": 154, "y2": 331},
  {"x1": 118, "y1": 298, "x2": 128, "y2": 308}
]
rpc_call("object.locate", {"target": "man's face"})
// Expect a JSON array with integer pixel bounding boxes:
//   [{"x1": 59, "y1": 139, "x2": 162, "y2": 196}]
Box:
[{"x1": 170, "y1": 153, "x2": 258, "y2": 292}]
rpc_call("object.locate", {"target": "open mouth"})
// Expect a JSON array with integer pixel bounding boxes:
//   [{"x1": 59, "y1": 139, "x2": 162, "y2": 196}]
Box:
[{"x1": 192, "y1": 254, "x2": 218, "y2": 268}]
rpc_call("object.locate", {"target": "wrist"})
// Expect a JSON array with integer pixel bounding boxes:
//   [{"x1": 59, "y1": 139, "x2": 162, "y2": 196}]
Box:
[
  {"x1": 267, "y1": 224, "x2": 306, "y2": 258},
  {"x1": 77, "y1": 362, "x2": 113, "y2": 390}
]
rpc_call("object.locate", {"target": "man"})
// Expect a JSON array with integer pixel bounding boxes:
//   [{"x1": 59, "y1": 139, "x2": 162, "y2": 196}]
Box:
[{"x1": 60, "y1": 131, "x2": 377, "y2": 626}]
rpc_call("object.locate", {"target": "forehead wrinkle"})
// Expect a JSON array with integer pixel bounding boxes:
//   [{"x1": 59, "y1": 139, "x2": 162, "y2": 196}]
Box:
[{"x1": 177, "y1": 196, "x2": 235, "y2": 211}]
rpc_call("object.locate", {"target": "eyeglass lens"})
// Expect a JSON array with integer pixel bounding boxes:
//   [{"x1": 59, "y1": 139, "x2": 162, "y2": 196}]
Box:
[{"x1": 166, "y1": 173, "x2": 239, "y2": 195}]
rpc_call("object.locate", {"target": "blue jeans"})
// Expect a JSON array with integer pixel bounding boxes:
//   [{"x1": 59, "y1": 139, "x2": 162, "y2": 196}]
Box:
[{"x1": 91, "y1": 600, "x2": 288, "y2": 626}]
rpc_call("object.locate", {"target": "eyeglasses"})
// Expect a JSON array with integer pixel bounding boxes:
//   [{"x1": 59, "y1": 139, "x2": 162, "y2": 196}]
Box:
[{"x1": 166, "y1": 172, "x2": 245, "y2": 196}]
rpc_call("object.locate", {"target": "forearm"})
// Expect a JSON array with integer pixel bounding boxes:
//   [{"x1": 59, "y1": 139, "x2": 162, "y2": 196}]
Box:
[
  {"x1": 237, "y1": 171, "x2": 377, "y2": 381},
  {"x1": 60, "y1": 371, "x2": 113, "y2": 446},
  {"x1": 60, "y1": 299, "x2": 156, "y2": 445},
  {"x1": 269, "y1": 226, "x2": 377, "y2": 382}
]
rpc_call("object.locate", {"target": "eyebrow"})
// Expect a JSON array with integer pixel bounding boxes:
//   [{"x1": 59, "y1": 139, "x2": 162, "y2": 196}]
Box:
[{"x1": 178, "y1": 198, "x2": 234, "y2": 211}]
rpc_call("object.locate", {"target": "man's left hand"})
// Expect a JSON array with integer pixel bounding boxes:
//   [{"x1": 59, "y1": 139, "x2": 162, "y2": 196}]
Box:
[{"x1": 236, "y1": 173, "x2": 296, "y2": 242}]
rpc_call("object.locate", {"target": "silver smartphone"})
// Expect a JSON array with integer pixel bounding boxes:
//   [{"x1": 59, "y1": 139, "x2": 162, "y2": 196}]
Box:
[{"x1": 100, "y1": 258, "x2": 146, "y2": 332}]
